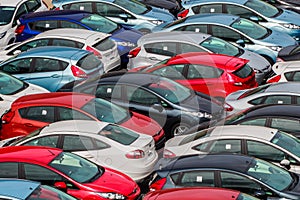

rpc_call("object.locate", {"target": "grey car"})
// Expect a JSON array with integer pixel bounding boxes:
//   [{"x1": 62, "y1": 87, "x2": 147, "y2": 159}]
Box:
[
  {"x1": 153, "y1": 13, "x2": 298, "y2": 65},
  {"x1": 128, "y1": 31, "x2": 271, "y2": 84}
]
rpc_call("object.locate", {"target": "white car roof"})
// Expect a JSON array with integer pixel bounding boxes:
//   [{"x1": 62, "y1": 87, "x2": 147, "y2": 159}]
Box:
[{"x1": 0, "y1": 0, "x2": 27, "y2": 7}]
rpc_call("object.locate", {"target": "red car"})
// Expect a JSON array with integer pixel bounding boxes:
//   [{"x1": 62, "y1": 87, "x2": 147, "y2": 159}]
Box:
[
  {"x1": 0, "y1": 146, "x2": 141, "y2": 200},
  {"x1": 143, "y1": 187, "x2": 259, "y2": 200},
  {"x1": 130, "y1": 52, "x2": 258, "y2": 100},
  {"x1": 0, "y1": 92, "x2": 165, "y2": 148}
]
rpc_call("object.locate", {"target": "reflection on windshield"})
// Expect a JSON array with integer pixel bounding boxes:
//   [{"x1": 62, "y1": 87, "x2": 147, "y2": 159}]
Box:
[
  {"x1": 113, "y1": 0, "x2": 149, "y2": 14},
  {"x1": 245, "y1": 0, "x2": 280, "y2": 18},
  {"x1": 80, "y1": 14, "x2": 118, "y2": 34},
  {"x1": 271, "y1": 131, "x2": 300, "y2": 158},
  {"x1": 0, "y1": 72, "x2": 26, "y2": 95},
  {"x1": 28, "y1": 185, "x2": 77, "y2": 200},
  {"x1": 0, "y1": 7, "x2": 15, "y2": 25}
]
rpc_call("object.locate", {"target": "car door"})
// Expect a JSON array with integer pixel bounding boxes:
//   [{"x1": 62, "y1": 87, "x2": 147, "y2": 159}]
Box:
[
  {"x1": 143, "y1": 42, "x2": 178, "y2": 65},
  {"x1": 0, "y1": 58, "x2": 32, "y2": 82}
]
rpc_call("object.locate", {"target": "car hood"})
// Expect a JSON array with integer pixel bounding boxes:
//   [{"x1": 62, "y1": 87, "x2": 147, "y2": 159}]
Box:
[
  {"x1": 272, "y1": 9, "x2": 300, "y2": 26},
  {"x1": 239, "y1": 49, "x2": 271, "y2": 70},
  {"x1": 260, "y1": 30, "x2": 297, "y2": 47},
  {"x1": 144, "y1": 7, "x2": 176, "y2": 21}
]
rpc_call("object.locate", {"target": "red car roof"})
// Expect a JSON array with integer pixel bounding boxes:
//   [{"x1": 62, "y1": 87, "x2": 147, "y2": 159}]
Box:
[
  {"x1": 12, "y1": 92, "x2": 94, "y2": 108},
  {"x1": 0, "y1": 146, "x2": 62, "y2": 164}
]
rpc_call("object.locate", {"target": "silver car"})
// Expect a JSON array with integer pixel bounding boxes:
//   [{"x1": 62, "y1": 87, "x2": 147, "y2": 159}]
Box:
[
  {"x1": 225, "y1": 82, "x2": 300, "y2": 115},
  {"x1": 163, "y1": 125, "x2": 300, "y2": 173},
  {"x1": 267, "y1": 60, "x2": 300, "y2": 83},
  {"x1": 0, "y1": 120, "x2": 158, "y2": 182},
  {"x1": 0, "y1": 28, "x2": 120, "y2": 72},
  {"x1": 128, "y1": 31, "x2": 271, "y2": 84}
]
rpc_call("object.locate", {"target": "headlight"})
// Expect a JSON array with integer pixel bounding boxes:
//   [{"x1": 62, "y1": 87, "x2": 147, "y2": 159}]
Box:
[
  {"x1": 282, "y1": 23, "x2": 300, "y2": 29},
  {"x1": 97, "y1": 192, "x2": 126, "y2": 199},
  {"x1": 182, "y1": 111, "x2": 212, "y2": 119},
  {"x1": 115, "y1": 41, "x2": 136, "y2": 47},
  {"x1": 148, "y1": 20, "x2": 164, "y2": 25},
  {"x1": 0, "y1": 32, "x2": 6, "y2": 39},
  {"x1": 268, "y1": 46, "x2": 282, "y2": 52}
]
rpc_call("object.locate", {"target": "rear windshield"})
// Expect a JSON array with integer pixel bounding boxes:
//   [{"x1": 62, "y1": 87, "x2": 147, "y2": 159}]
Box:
[
  {"x1": 77, "y1": 53, "x2": 102, "y2": 70},
  {"x1": 233, "y1": 64, "x2": 253, "y2": 78},
  {"x1": 237, "y1": 84, "x2": 270, "y2": 99},
  {"x1": 0, "y1": 6, "x2": 15, "y2": 25},
  {"x1": 93, "y1": 38, "x2": 115, "y2": 51}
]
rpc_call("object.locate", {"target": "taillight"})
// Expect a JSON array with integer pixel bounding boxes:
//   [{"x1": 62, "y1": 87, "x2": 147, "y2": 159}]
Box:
[
  {"x1": 267, "y1": 75, "x2": 281, "y2": 83},
  {"x1": 128, "y1": 47, "x2": 141, "y2": 58},
  {"x1": 150, "y1": 178, "x2": 167, "y2": 191},
  {"x1": 177, "y1": 9, "x2": 189, "y2": 18},
  {"x1": 163, "y1": 149, "x2": 176, "y2": 158},
  {"x1": 2, "y1": 111, "x2": 15, "y2": 124},
  {"x1": 125, "y1": 149, "x2": 145, "y2": 159},
  {"x1": 15, "y1": 25, "x2": 25, "y2": 35},
  {"x1": 86, "y1": 46, "x2": 102, "y2": 59},
  {"x1": 71, "y1": 65, "x2": 87, "y2": 78},
  {"x1": 224, "y1": 103, "x2": 233, "y2": 112}
]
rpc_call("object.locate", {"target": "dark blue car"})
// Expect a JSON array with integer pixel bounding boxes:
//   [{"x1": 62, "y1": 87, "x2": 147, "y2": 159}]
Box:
[{"x1": 15, "y1": 10, "x2": 143, "y2": 67}]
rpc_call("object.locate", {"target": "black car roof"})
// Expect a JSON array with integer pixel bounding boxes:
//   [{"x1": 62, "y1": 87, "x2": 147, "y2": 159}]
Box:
[
  {"x1": 157, "y1": 154, "x2": 255, "y2": 173},
  {"x1": 20, "y1": 10, "x2": 91, "y2": 20},
  {"x1": 243, "y1": 104, "x2": 300, "y2": 118}
]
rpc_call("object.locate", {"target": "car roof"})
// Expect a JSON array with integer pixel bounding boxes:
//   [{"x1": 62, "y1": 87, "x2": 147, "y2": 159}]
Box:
[
  {"x1": 185, "y1": 13, "x2": 239, "y2": 25},
  {"x1": 243, "y1": 104, "x2": 300, "y2": 118},
  {"x1": 0, "y1": 179, "x2": 40, "y2": 199},
  {"x1": 0, "y1": 0, "x2": 26, "y2": 7},
  {"x1": 138, "y1": 31, "x2": 211, "y2": 44},
  {"x1": 12, "y1": 92, "x2": 95, "y2": 108},
  {"x1": 0, "y1": 146, "x2": 62, "y2": 164},
  {"x1": 264, "y1": 82, "x2": 300, "y2": 93},
  {"x1": 157, "y1": 154, "x2": 254, "y2": 173},
  {"x1": 184, "y1": 0, "x2": 247, "y2": 5},
  {"x1": 20, "y1": 10, "x2": 91, "y2": 21},
  {"x1": 41, "y1": 120, "x2": 109, "y2": 134}
]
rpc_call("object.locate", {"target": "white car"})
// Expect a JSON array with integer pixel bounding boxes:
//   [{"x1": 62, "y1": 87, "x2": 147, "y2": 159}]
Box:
[
  {"x1": 267, "y1": 60, "x2": 300, "y2": 83},
  {"x1": 0, "y1": 0, "x2": 47, "y2": 47},
  {"x1": 1, "y1": 120, "x2": 158, "y2": 182},
  {"x1": 163, "y1": 125, "x2": 300, "y2": 173},
  {"x1": 0, "y1": 28, "x2": 120, "y2": 72},
  {"x1": 225, "y1": 82, "x2": 300, "y2": 115},
  {"x1": 0, "y1": 71, "x2": 49, "y2": 115}
]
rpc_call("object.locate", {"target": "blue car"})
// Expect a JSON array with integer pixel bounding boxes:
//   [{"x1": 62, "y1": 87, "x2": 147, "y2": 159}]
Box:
[
  {"x1": 0, "y1": 46, "x2": 104, "y2": 92},
  {"x1": 181, "y1": 0, "x2": 300, "y2": 42},
  {"x1": 153, "y1": 13, "x2": 297, "y2": 64},
  {"x1": 15, "y1": 10, "x2": 143, "y2": 66},
  {"x1": 53, "y1": 0, "x2": 176, "y2": 34}
]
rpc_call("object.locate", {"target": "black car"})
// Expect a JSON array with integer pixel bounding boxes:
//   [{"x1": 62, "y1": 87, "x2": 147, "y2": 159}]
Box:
[
  {"x1": 222, "y1": 104, "x2": 300, "y2": 138},
  {"x1": 277, "y1": 44, "x2": 300, "y2": 62},
  {"x1": 150, "y1": 154, "x2": 300, "y2": 199},
  {"x1": 73, "y1": 72, "x2": 225, "y2": 139},
  {"x1": 263, "y1": 0, "x2": 300, "y2": 14}
]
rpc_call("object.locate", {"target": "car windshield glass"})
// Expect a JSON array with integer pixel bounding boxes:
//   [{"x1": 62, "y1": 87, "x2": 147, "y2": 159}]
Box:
[
  {"x1": 231, "y1": 18, "x2": 269, "y2": 40},
  {"x1": 245, "y1": 0, "x2": 280, "y2": 18},
  {"x1": 179, "y1": 128, "x2": 213, "y2": 145},
  {"x1": 237, "y1": 84, "x2": 270, "y2": 99},
  {"x1": 201, "y1": 36, "x2": 241, "y2": 57},
  {"x1": 49, "y1": 152, "x2": 102, "y2": 183},
  {"x1": 27, "y1": 185, "x2": 77, "y2": 200},
  {"x1": 81, "y1": 98, "x2": 129, "y2": 124},
  {"x1": 0, "y1": 6, "x2": 15, "y2": 25},
  {"x1": 0, "y1": 72, "x2": 26, "y2": 95},
  {"x1": 80, "y1": 14, "x2": 118, "y2": 34},
  {"x1": 271, "y1": 131, "x2": 300, "y2": 157},
  {"x1": 113, "y1": 0, "x2": 149, "y2": 14},
  {"x1": 146, "y1": 77, "x2": 192, "y2": 104},
  {"x1": 10, "y1": 128, "x2": 43, "y2": 146},
  {"x1": 99, "y1": 124, "x2": 139, "y2": 145},
  {"x1": 247, "y1": 158, "x2": 293, "y2": 191}
]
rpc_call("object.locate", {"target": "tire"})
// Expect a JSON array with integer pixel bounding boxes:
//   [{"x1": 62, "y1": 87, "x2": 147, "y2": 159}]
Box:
[{"x1": 171, "y1": 123, "x2": 190, "y2": 137}]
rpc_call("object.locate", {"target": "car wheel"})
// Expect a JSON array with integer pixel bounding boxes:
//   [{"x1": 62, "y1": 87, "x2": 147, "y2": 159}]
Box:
[{"x1": 171, "y1": 123, "x2": 189, "y2": 137}]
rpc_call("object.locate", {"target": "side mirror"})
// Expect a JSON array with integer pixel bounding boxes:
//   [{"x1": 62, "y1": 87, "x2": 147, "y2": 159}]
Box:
[
  {"x1": 54, "y1": 182, "x2": 67, "y2": 192},
  {"x1": 280, "y1": 159, "x2": 291, "y2": 170},
  {"x1": 254, "y1": 190, "x2": 267, "y2": 199},
  {"x1": 119, "y1": 14, "x2": 128, "y2": 22},
  {"x1": 13, "y1": 50, "x2": 22, "y2": 55},
  {"x1": 152, "y1": 103, "x2": 163, "y2": 112},
  {"x1": 236, "y1": 39, "x2": 245, "y2": 47},
  {"x1": 250, "y1": 16, "x2": 259, "y2": 22}
]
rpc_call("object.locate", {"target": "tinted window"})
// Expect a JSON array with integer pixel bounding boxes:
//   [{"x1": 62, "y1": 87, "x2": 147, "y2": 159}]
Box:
[
  {"x1": 23, "y1": 135, "x2": 59, "y2": 148},
  {"x1": 144, "y1": 42, "x2": 177, "y2": 57},
  {"x1": 200, "y1": 36, "x2": 241, "y2": 56},
  {"x1": 95, "y1": 84, "x2": 122, "y2": 99},
  {"x1": 63, "y1": 2, "x2": 92, "y2": 11},
  {"x1": 263, "y1": 95, "x2": 292, "y2": 104},
  {"x1": 187, "y1": 64, "x2": 223, "y2": 79},
  {"x1": 1, "y1": 58, "x2": 32, "y2": 74},
  {"x1": 11, "y1": 39, "x2": 49, "y2": 54},
  {"x1": 94, "y1": 38, "x2": 115, "y2": 51},
  {"x1": 52, "y1": 39, "x2": 82, "y2": 48},
  {"x1": 180, "y1": 43, "x2": 205, "y2": 54},
  {"x1": 127, "y1": 86, "x2": 159, "y2": 105},
  {"x1": 209, "y1": 139, "x2": 242, "y2": 153},
  {"x1": 19, "y1": 106, "x2": 55, "y2": 123},
  {"x1": 211, "y1": 25, "x2": 242, "y2": 41},
  {"x1": 195, "y1": 4, "x2": 222, "y2": 14},
  {"x1": 233, "y1": 64, "x2": 253, "y2": 78},
  {"x1": 58, "y1": 107, "x2": 92, "y2": 121},
  {"x1": 25, "y1": 0, "x2": 41, "y2": 12},
  {"x1": 270, "y1": 118, "x2": 300, "y2": 133},
  {"x1": 29, "y1": 20, "x2": 58, "y2": 32},
  {"x1": 96, "y1": 2, "x2": 126, "y2": 17},
  {"x1": 239, "y1": 118, "x2": 267, "y2": 126},
  {"x1": 60, "y1": 20, "x2": 86, "y2": 29},
  {"x1": 63, "y1": 135, "x2": 95, "y2": 151},
  {"x1": 33, "y1": 58, "x2": 68, "y2": 72},
  {"x1": 77, "y1": 53, "x2": 102, "y2": 70},
  {"x1": 113, "y1": 0, "x2": 149, "y2": 15},
  {"x1": 0, "y1": 6, "x2": 15, "y2": 25},
  {"x1": 151, "y1": 65, "x2": 184, "y2": 79},
  {"x1": 0, "y1": 162, "x2": 18, "y2": 178},
  {"x1": 175, "y1": 24, "x2": 208, "y2": 33},
  {"x1": 178, "y1": 171, "x2": 215, "y2": 187},
  {"x1": 285, "y1": 71, "x2": 300, "y2": 81},
  {"x1": 226, "y1": 4, "x2": 258, "y2": 19},
  {"x1": 0, "y1": 72, "x2": 26, "y2": 95},
  {"x1": 80, "y1": 14, "x2": 118, "y2": 33}
]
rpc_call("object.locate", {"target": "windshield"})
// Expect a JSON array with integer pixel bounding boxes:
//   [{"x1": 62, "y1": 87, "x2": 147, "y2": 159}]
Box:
[
  {"x1": 80, "y1": 14, "x2": 119, "y2": 34},
  {"x1": 247, "y1": 158, "x2": 293, "y2": 191},
  {"x1": 231, "y1": 18, "x2": 269, "y2": 40},
  {"x1": 49, "y1": 152, "x2": 101, "y2": 183},
  {"x1": 28, "y1": 185, "x2": 77, "y2": 200},
  {"x1": 113, "y1": 0, "x2": 149, "y2": 14},
  {"x1": 245, "y1": 0, "x2": 280, "y2": 18},
  {"x1": 271, "y1": 131, "x2": 300, "y2": 158},
  {"x1": 0, "y1": 72, "x2": 26, "y2": 95},
  {"x1": 146, "y1": 77, "x2": 192, "y2": 104},
  {"x1": 81, "y1": 98, "x2": 129, "y2": 124},
  {"x1": 201, "y1": 36, "x2": 241, "y2": 57},
  {"x1": 0, "y1": 6, "x2": 15, "y2": 25}
]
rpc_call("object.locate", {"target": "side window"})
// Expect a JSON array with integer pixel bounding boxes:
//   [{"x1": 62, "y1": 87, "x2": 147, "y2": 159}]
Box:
[
  {"x1": 63, "y1": 2, "x2": 92, "y2": 11},
  {"x1": 263, "y1": 95, "x2": 292, "y2": 104},
  {"x1": 96, "y1": 3, "x2": 128, "y2": 17},
  {"x1": 175, "y1": 24, "x2": 208, "y2": 33},
  {"x1": 51, "y1": 39, "x2": 79, "y2": 48},
  {"x1": 33, "y1": 58, "x2": 67, "y2": 72},
  {"x1": 0, "y1": 162, "x2": 18, "y2": 178},
  {"x1": 239, "y1": 118, "x2": 267, "y2": 126},
  {"x1": 19, "y1": 106, "x2": 55, "y2": 123},
  {"x1": 194, "y1": 4, "x2": 222, "y2": 14},
  {"x1": 23, "y1": 163, "x2": 65, "y2": 186},
  {"x1": 211, "y1": 25, "x2": 242, "y2": 41},
  {"x1": 247, "y1": 140, "x2": 285, "y2": 162},
  {"x1": 23, "y1": 135, "x2": 59, "y2": 148},
  {"x1": 58, "y1": 107, "x2": 92, "y2": 121},
  {"x1": 13, "y1": 3, "x2": 27, "y2": 26},
  {"x1": 60, "y1": 21, "x2": 86, "y2": 29},
  {"x1": 178, "y1": 171, "x2": 215, "y2": 187},
  {"x1": 152, "y1": 65, "x2": 184, "y2": 79},
  {"x1": 187, "y1": 64, "x2": 223, "y2": 79},
  {"x1": 220, "y1": 172, "x2": 261, "y2": 194},
  {"x1": 180, "y1": 43, "x2": 205, "y2": 54},
  {"x1": 285, "y1": 71, "x2": 300, "y2": 81},
  {"x1": 193, "y1": 141, "x2": 211, "y2": 152},
  {"x1": 96, "y1": 84, "x2": 122, "y2": 100},
  {"x1": 25, "y1": 0, "x2": 41, "y2": 12},
  {"x1": 248, "y1": 97, "x2": 264, "y2": 105},
  {"x1": 1, "y1": 58, "x2": 32, "y2": 74},
  {"x1": 29, "y1": 20, "x2": 58, "y2": 32},
  {"x1": 293, "y1": 72, "x2": 300, "y2": 81},
  {"x1": 10, "y1": 39, "x2": 49, "y2": 54},
  {"x1": 127, "y1": 86, "x2": 159, "y2": 106},
  {"x1": 270, "y1": 118, "x2": 300, "y2": 133},
  {"x1": 63, "y1": 135, "x2": 94, "y2": 151},
  {"x1": 226, "y1": 5, "x2": 261, "y2": 21},
  {"x1": 144, "y1": 42, "x2": 177, "y2": 57},
  {"x1": 208, "y1": 139, "x2": 242, "y2": 153}
]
